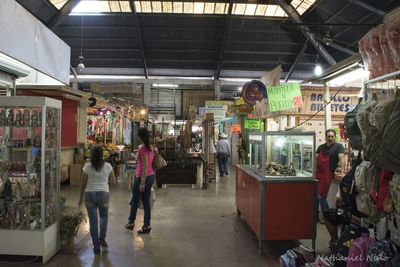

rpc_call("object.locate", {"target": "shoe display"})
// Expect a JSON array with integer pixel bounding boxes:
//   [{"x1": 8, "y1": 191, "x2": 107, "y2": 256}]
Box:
[
  {"x1": 124, "y1": 223, "x2": 135, "y2": 230},
  {"x1": 99, "y1": 239, "x2": 108, "y2": 247}
]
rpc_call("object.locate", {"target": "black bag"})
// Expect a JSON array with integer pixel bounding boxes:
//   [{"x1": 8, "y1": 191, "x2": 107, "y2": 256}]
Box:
[
  {"x1": 334, "y1": 224, "x2": 369, "y2": 267},
  {"x1": 344, "y1": 104, "x2": 364, "y2": 150},
  {"x1": 339, "y1": 152, "x2": 364, "y2": 217}
]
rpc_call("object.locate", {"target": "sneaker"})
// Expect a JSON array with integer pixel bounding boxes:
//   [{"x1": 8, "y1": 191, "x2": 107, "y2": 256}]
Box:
[
  {"x1": 124, "y1": 223, "x2": 135, "y2": 230},
  {"x1": 99, "y1": 239, "x2": 108, "y2": 247}
]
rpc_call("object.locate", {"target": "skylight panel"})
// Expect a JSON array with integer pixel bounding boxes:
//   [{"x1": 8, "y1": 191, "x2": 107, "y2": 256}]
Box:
[
  {"x1": 109, "y1": 1, "x2": 121, "y2": 12},
  {"x1": 152, "y1": 1, "x2": 162, "y2": 13},
  {"x1": 214, "y1": 3, "x2": 227, "y2": 14},
  {"x1": 141, "y1": 1, "x2": 152, "y2": 13},
  {"x1": 291, "y1": 0, "x2": 302, "y2": 9},
  {"x1": 162, "y1": 2, "x2": 173, "y2": 13},
  {"x1": 49, "y1": 0, "x2": 68, "y2": 10},
  {"x1": 194, "y1": 2, "x2": 205, "y2": 14},
  {"x1": 173, "y1": 2, "x2": 183, "y2": 13},
  {"x1": 204, "y1": 3, "x2": 215, "y2": 14},
  {"x1": 233, "y1": 4, "x2": 246, "y2": 15},
  {"x1": 135, "y1": 1, "x2": 142, "y2": 12},
  {"x1": 71, "y1": 1, "x2": 111, "y2": 14},
  {"x1": 245, "y1": 4, "x2": 257, "y2": 16},
  {"x1": 255, "y1": 4, "x2": 267, "y2": 16},
  {"x1": 265, "y1": 5, "x2": 278, "y2": 16},
  {"x1": 184, "y1": 2, "x2": 194, "y2": 13},
  {"x1": 120, "y1": 1, "x2": 131, "y2": 12},
  {"x1": 291, "y1": 0, "x2": 316, "y2": 15},
  {"x1": 275, "y1": 6, "x2": 287, "y2": 17}
]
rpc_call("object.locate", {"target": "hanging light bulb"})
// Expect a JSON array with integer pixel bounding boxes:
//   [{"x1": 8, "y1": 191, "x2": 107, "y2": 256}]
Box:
[
  {"x1": 77, "y1": 16, "x2": 85, "y2": 71},
  {"x1": 314, "y1": 64, "x2": 322, "y2": 76}
]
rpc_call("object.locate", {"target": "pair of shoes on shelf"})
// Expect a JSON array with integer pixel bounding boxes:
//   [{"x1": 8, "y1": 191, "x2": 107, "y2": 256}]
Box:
[
  {"x1": 99, "y1": 239, "x2": 108, "y2": 248},
  {"x1": 137, "y1": 226, "x2": 151, "y2": 234},
  {"x1": 124, "y1": 222, "x2": 135, "y2": 231},
  {"x1": 93, "y1": 247, "x2": 100, "y2": 254}
]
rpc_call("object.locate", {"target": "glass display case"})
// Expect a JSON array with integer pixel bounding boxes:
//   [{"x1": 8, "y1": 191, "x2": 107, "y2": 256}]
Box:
[
  {"x1": 0, "y1": 96, "x2": 61, "y2": 263},
  {"x1": 248, "y1": 131, "x2": 315, "y2": 179}
]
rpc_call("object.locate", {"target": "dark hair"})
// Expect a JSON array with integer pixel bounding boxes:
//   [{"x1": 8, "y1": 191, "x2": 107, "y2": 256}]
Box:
[
  {"x1": 326, "y1": 129, "x2": 336, "y2": 136},
  {"x1": 138, "y1": 128, "x2": 151, "y2": 150},
  {"x1": 90, "y1": 146, "x2": 104, "y2": 171}
]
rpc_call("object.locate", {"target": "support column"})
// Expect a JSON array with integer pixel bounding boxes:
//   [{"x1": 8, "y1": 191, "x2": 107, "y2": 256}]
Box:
[
  {"x1": 77, "y1": 98, "x2": 88, "y2": 144},
  {"x1": 143, "y1": 83, "x2": 151, "y2": 105},
  {"x1": 214, "y1": 79, "x2": 220, "y2": 100},
  {"x1": 324, "y1": 83, "x2": 332, "y2": 130}
]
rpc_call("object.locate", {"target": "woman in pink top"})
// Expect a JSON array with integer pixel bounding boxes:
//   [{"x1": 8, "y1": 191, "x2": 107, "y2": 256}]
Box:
[{"x1": 125, "y1": 128, "x2": 155, "y2": 234}]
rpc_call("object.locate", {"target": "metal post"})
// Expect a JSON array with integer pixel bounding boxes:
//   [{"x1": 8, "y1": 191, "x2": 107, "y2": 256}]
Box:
[{"x1": 324, "y1": 83, "x2": 332, "y2": 130}]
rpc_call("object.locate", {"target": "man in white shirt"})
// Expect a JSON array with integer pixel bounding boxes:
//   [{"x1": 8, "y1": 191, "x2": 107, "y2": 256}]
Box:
[{"x1": 216, "y1": 133, "x2": 231, "y2": 176}]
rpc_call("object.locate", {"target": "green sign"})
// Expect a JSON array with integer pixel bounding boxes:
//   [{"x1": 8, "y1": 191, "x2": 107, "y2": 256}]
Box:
[
  {"x1": 245, "y1": 119, "x2": 261, "y2": 129},
  {"x1": 267, "y1": 83, "x2": 303, "y2": 112}
]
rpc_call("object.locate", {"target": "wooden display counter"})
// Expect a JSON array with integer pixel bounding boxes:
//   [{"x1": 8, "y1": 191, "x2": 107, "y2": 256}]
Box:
[{"x1": 236, "y1": 165, "x2": 317, "y2": 251}]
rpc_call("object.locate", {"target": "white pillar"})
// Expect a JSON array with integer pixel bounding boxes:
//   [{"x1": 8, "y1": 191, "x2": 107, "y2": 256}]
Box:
[
  {"x1": 214, "y1": 79, "x2": 220, "y2": 100},
  {"x1": 324, "y1": 83, "x2": 332, "y2": 130},
  {"x1": 77, "y1": 98, "x2": 88, "y2": 143},
  {"x1": 143, "y1": 83, "x2": 151, "y2": 105}
]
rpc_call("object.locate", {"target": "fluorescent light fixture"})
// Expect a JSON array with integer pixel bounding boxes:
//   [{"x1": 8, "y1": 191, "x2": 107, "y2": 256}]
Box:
[
  {"x1": 71, "y1": 75, "x2": 146, "y2": 80},
  {"x1": 327, "y1": 68, "x2": 368, "y2": 87},
  {"x1": 314, "y1": 64, "x2": 323, "y2": 76},
  {"x1": 152, "y1": 83, "x2": 178, "y2": 88},
  {"x1": 219, "y1": 78, "x2": 252, "y2": 82}
]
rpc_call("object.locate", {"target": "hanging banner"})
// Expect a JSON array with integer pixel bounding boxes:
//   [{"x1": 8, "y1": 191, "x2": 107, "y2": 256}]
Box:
[
  {"x1": 244, "y1": 118, "x2": 261, "y2": 129},
  {"x1": 267, "y1": 83, "x2": 303, "y2": 112},
  {"x1": 241, "y1": 80, "x2": 267, "y2": 106}
]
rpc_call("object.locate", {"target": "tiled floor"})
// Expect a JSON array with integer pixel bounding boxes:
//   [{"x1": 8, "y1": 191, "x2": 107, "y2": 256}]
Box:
[{"x1": 0, "y1": 165, "x2": 332, "y2": 266}]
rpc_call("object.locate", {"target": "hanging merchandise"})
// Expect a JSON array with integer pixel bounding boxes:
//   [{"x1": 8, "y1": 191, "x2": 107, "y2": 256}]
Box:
[
  {"x1": 356, "y1": 94, "x2": 377, "y2": 148},
  {"x1": 344, "y1": 102, "x2": 363, "y2": 150}
]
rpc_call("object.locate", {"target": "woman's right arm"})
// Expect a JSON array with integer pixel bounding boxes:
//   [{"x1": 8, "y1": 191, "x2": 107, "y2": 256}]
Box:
[{"x1": 78, "y1": 172, "x2": 88, "y2": 207}]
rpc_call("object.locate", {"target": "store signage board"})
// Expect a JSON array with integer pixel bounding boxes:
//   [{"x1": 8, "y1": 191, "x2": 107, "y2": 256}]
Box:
[
  {"x1": 205, "y1": 100, "x2": 233, "y2": 119},
  {"x1": 231, "y1": 124, "x2": 241, "y2": 134},
  {"x1": 244, "y1": 119, "x2": 261, "y2": 129},
  {"x1": 267, "y1": 83, "x2": 303, "y2": 112}
]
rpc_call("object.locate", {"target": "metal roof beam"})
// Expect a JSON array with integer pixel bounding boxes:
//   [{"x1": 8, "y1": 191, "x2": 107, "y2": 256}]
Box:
[
  {"x1": 215, "y1": 0, "x2": 233, "y2": 80},
  {"x1": 274, "y1": 0, "x2": 336, "y2": 66},
  {"x1": 285, "y1": 40, "x2": 307, "y2": 82},
  {"x1": 130, "y1": 0, "x2": 149, "y2": 78},
  {"x1": 351, "y1": 0, "x2": 385, "y2": 16},
  {"x1": 324, "y1": 41, "x2": 355, "y2": 55},
  {"x1": 47, "y1": 0, "x2": 81, "y2": 31}
]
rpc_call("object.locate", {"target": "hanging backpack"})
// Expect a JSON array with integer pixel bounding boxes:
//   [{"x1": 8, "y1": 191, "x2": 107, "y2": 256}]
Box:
[
  {"x1": 354, "y1": 161, "x2": 380, "y2": 218},
  {"x1": 344, "y1": 102, "x2": 364, "y2": 150},
  {"x1": 339, "y1": 152, "x2": 363, "y2": 216},
  {"x1": 366, "y1": 99, "x2": 400, "y2": 174},
  {"x1": 369, "y1": 93, "x2": 399, "y2": 132},
  {"x1": 346, "y1": 234, "x2": 374, "y2": 267},
  {"x1": 356, "y1": 95, "x2": 377, "y2": 149},
  {"x1": 369, "y1": 167, "x2": 393, "y2": 212}
]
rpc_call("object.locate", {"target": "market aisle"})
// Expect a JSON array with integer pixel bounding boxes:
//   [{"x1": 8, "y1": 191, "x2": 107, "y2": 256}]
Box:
[{"x1": 0, "y1": 165, "x2": 330, "y2": 267}]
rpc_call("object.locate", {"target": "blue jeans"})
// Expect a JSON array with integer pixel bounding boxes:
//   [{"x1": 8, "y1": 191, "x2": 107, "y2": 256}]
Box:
[
  {"x1": 318, "y1": 195, "x2": 329, "y2": 211},
  {"x1": 217, "y1": 152, "x2": 228, "y2": 175},
  {"x1": 128, "y1": 174, "x2": 155, "y2": 227},
  {"x1": 84, "y1": 191, "x2": 109, "y2": 249}
]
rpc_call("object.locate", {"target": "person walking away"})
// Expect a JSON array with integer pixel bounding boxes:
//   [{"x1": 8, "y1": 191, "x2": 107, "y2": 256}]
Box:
[
  {"x1": 78, "y1": 146, "x2": 116, "y2": 254},
  {"x1": 125, "y1": 128, "x2": 156, "y2": 234},
  {"x1": 236, "y1": 133, "x2": 246, "y2": 164},
  {"x1": 217, "y1": 133, "x2": 231, "y2": 176},
  {"x1": 316, "y1": 129, "x2": 345, "y2": 248}
]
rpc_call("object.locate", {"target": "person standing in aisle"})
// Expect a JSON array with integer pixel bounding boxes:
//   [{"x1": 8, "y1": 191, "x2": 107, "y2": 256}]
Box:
[
  {"x1": 78, "y1": 146, "x2": 116, "y2": 255},
  {"x1": 217, "y1": 133, "x2": 231, "y2": 176},
  {"x1": 316, "y1": 129, "x2": 345, "y2": 221},
  {"x1": 236, "y1": 133, "x2": 246, "y2": 164},
  {"x1": 125, "y1": 128, "x2": 156, "y2": 234}
]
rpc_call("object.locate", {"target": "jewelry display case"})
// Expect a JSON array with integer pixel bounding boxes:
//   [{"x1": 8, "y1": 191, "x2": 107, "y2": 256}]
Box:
[
  {"x1": 248, "y1": 131, "x2": 315, "y2": 180},
  {"x1": 0, "y1": 97, "x2": 61, "y2": 263}
]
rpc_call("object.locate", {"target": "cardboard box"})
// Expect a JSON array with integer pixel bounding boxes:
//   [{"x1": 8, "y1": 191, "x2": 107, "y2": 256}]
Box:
[
  {"x1": 74, "y1": 154, "x2": 85, "y2": 164},
  {"x1": 70, "y1": 164, "x2": 83, "y2": 186}
]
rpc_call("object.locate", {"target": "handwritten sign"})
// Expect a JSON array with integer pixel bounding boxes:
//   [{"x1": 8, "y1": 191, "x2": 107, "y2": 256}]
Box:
[{"x1": 267, "y1": 83, "x2": 302, "y2": 112}]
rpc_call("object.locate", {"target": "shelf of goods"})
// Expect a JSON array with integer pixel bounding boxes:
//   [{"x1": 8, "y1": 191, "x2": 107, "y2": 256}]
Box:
[
  {"x1": 236, "y1": 131, "x2": 317, "y2": 251},
  {"x1": 0, "y1": 97, "x2": 61, "y2": 263}
]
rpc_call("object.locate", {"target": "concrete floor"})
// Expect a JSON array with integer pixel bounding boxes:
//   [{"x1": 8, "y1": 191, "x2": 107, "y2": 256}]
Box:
[{"x1": 0, "y1": 165, "x2": 332, "y2": 267}]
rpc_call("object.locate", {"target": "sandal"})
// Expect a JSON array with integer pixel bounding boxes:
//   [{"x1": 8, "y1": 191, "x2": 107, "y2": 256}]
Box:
[{"x1": 137, "y1": 226, "x2": 151, "y2": 234}]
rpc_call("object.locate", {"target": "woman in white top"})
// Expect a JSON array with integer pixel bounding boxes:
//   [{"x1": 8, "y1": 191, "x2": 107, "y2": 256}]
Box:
[{"x1": 78, "y1": 146, "x2": 115, "y2": 254}]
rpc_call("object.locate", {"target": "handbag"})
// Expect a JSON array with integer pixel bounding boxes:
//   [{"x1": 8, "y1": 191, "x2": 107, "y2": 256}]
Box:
[{"x1": 153, "y1": 153, "x2": 167, "y2": 171}]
